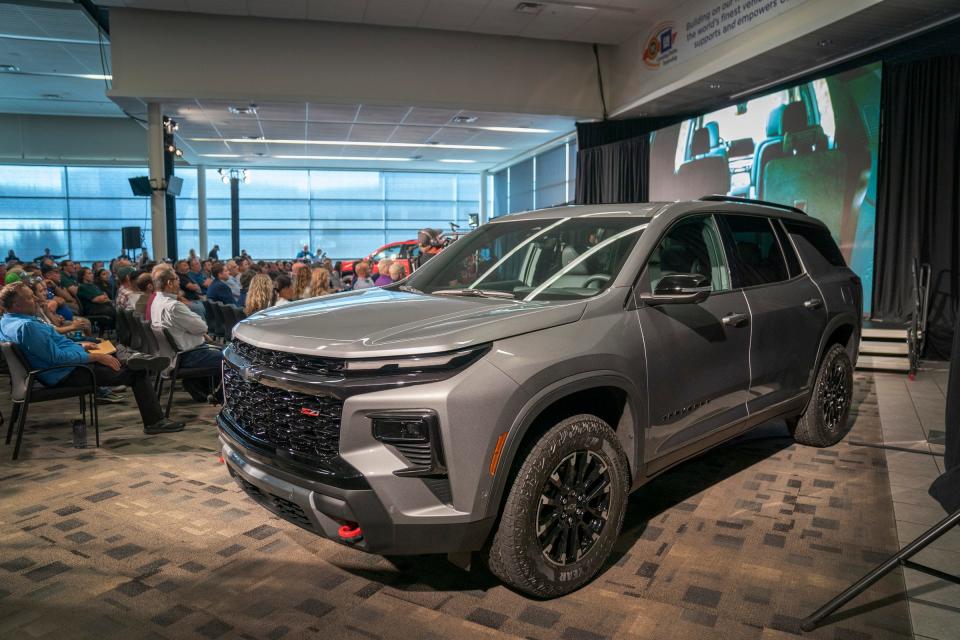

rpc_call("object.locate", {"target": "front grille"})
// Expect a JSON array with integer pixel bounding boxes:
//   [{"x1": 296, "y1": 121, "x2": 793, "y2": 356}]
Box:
[
  {"x1": 232, "y1": 470, "x2": 315, "y2": 532},
  {"x1": 231, "y1": 339, "x2": 344, "y2": 376},
  {"x1": 222, "y1": 366, "x2": 343, "y2": 462}
]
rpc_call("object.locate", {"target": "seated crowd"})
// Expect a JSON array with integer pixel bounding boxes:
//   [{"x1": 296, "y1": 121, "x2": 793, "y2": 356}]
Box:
[{"x1": 0, "y1": 247, "x2": 408, "y2": 439}]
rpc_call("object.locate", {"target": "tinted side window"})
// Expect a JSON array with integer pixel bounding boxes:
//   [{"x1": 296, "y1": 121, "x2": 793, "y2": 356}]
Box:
[
  {"x1": 782, "y1": 221, "x2": 846, "y2": 267},
  {"x1": 723, "y1": 215, "x2": 789, "y2": 287},
  {"x1": 647, "y1": 215, "x2": 730, "y2": 292},
  {"x1": 773, "y1": 220, "x2": 802, "y2": 277}
]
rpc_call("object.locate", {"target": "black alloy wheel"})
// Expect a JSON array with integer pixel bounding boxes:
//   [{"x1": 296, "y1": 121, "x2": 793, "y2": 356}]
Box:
[
  {"x1": 819, "y1": 359, "x2": 850, "y2": 432},
  {"x1": 535, "y1": 450, "x2": 611, "y2": 565}
]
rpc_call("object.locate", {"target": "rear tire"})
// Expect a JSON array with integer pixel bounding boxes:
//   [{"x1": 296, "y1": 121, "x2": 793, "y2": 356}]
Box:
[
  {"x1": 792, "y1": 344, "x2": 853, "y2": 447},
  {"x1": 487, "y1": 414, "x2": 629, "y2": 598}
]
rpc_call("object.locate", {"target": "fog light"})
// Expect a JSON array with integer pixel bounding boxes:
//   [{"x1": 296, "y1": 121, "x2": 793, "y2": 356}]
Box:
[{"x1": 372, "y1": 414, "x2": 431, "y2": 444}]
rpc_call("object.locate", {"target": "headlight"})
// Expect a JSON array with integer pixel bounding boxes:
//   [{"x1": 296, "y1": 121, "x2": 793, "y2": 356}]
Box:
[{"x1": 342, "y1": 345, "x2": 489, "y2": 375}]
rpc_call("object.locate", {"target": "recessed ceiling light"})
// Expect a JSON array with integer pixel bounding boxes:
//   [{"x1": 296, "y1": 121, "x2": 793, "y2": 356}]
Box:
[
  {"x1": 0, "y1": 64, "x2": 20, "y2": 73},
  {"x1": 439, "y1": 159, "x2": 476, "y2": 164},
  {"x1": 273, "y1": 155, "x2": 411, "y2": 161},
  {"x1": 189, "y1": 138, "x2": 505, "y2": 151},
  {"x1": 228, "y1": 104, "x2": 258, "y2": 115},
  {"x1": 515, "y1": 2, "x2": 543, "y2": 14},
  {"x1": 708, "y1": 82, "x2": 721, "y2": 89},
  {"x1": 480, "y1": 126, "x2": 552, "y2": 133},
  {"x1": 818, "y1": 38, "x2": 832, "y2": 47},
  {"x1": 452, "y1": 115, "x2": 478, "y2": 124}
]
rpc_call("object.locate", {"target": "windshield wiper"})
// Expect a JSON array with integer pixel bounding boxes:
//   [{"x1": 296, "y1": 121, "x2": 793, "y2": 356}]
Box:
[{"x1": 433, "y1": 288, "x2": 516, "y2": 299}]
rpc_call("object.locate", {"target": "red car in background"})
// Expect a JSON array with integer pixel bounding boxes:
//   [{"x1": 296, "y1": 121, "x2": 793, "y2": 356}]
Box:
[{"x1": 340, "y1": 240, "x2": 420, "y2": 277}]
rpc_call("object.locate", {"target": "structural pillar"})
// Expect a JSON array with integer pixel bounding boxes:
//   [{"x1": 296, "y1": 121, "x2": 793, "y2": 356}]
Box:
[
  {"x1": 479, "y1": 170, "x2": 489, "y2": 225},
  {"x1": 163, "y1": 121, "x2": 178, "y2": 260},
  {"x1": 197, "y1": 165, "x2": 208, "y2": 258},
  {"x1": 147, "y1": 102, "x2": 167, "y2": 259},
  {"x1": 230, "y1": 176, "x2": 240, "y2": 259}
]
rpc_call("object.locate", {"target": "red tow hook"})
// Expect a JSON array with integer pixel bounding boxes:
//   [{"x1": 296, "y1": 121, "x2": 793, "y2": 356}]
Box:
[{"x1": 338, "y1": 523, "x2": 363, "y2": 543}]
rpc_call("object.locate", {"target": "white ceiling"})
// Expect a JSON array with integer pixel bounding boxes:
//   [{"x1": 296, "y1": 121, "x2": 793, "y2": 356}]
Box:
[
  {"x1": 143, "y1": 98, "x2": 577, "y2": 171},
  {"x1": 0, "y1": 1, "x2": 121, "y2": 117},
  {"x1": 94, "y1": 0, "x2": 671, "y2": 45}
]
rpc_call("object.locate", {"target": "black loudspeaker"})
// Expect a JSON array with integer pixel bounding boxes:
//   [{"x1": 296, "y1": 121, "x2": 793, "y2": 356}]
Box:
[{"x1": 122, "y1": 226, "x2": 142, "y2": 250}]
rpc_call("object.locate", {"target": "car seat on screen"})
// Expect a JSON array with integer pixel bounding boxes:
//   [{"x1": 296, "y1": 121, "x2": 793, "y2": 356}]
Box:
[
  {"x1": 703, "y1": 121, "x2": 725, "y2": 157},
  {"x1": 762, "y1": 102, "x2": 848, "y2": 233},
  {"x1": 751, "y1": 104, "x2": 787, "y2": 199},
  {"x1": 677, "y1": 127, "x2": 731, "y2": 196}
]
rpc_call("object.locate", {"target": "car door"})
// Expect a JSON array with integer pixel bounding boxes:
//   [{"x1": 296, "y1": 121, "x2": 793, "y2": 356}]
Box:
[
  {"x1": 635, "y1": 214, "x2": 752, "y2": 468},
  {"x1": 718, "y1": 214, "x2": 828, "y2": 413}
]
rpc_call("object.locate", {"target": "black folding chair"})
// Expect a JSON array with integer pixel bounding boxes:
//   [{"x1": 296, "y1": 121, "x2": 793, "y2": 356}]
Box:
[
  {"x1": 115, "y1": 306, "x2": 131, "y2": 347},
  {"x1": 221, "y1": 305, "x2": 246, "y2": 340},
  {"x1": 210, "y1": 302, "x2": 228, "y2": 342},
  {"x1": 1, "y1": 341, "x2": 99, "y2": 460},
  {"x1": 153, "y1": 328, "x2": 222, "y2": 417}
]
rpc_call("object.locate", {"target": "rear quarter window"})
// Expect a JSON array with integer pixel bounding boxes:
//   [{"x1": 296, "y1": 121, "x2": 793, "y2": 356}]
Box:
[{"x1": 782, "y1": 220, "x2": 846, "y2": 271}]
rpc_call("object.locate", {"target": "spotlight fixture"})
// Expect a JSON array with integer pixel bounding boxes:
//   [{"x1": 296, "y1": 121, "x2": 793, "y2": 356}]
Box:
[
  {"x1": 818, "y1": 38, "x2": 833, "y2": 47},
  {"x1": 166, "y1": 143, "x2": 176, "y2": 153},
  {"x1": 708, "y1": 82, "x2": 722, "y2": 89},
  {"x1": 218, "y1": 167, "x2": 250, "y2": 184},
  {"x1": 175, "y1": 148, "x2": 184, "y2": 158},
  {"x1": 228, "y1": 104, "x2": 258, "y2": 115}
]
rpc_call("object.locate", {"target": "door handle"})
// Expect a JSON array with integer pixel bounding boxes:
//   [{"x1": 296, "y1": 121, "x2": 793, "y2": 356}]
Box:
[
  {"x1": 803, "y1": 298, "x2": 823, "y2": 310},
  {"x1": 722, "y1": 312, "x2": 749, "y2": 328}
]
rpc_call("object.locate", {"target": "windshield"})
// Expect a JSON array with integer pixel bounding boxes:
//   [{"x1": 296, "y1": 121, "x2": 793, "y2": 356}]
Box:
[{"x1": 405, "y1": 217, "x2": 646, "y2": 301}]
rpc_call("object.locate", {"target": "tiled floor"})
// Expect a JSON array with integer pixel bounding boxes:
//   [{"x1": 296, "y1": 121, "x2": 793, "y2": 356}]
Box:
[
  {"x1": 871, "y1": 363, "x2": 959, "y2": 640},
  {"x1": 0, "y1": 367, "x2": 954, "y2": 639}
]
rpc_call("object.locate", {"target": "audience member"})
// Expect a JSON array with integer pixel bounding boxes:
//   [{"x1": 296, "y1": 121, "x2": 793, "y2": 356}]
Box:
[
  {"x1": 0, "y1": 281, "x2": 182, "y2": 434},
  {"x1": 308, "y1": 267, "x2": 332, "y2": 297},
  {"x1": 225, "y1": 260, "x2": 242, "y2": 299},
  {"x1": 134, "y1": 273, "x2": 153, "y2": 316},
  {"x1": 295, "y1": 244, "x2": 313, "y2": 260},
  {"x1": 41, "y1": 264, "x2": 79, "y2": 314},
  {"x1": 245, "y1": 274, "x2": 274, "y2": 315},
  {"x1": 292, "y1": 263, "x2": 311, "y2": 299},
  {"x1": 188, "y1": 258, "x2": 211, "y2": 294},
  {"x1": 59, "y1": 260, "x2": 79, "y2": 298},
  {"x1": 374, "y1": 259, "x2": 394, "y2": 286},
  {"x1": 114, "y1": 266, "x2": 140, "y2": 311},
  {"x1": 76, "y1": 267, "x2": 116, "y2": 327},
  {"x1": 238, "y1": 269, "x2": 255, "y2": 308},
  {"x1": 151, "y1": 266, "x2": 223, "y2": 401},
  {"x1": 206, "y1": 263, "x2": 237, "y2": 305},
  {"x1": 388, "y1": 262, "x2": 405, "y2": 283},
  {"x1": 352, "y1": 262, "x2": 375, "y2": 290},
  {"x1": 208, "y1": 244, "x2": 220, "y2": 260},
  {"x1": 273, "y1": 274, "x2": 295, "y2": 306},
  {"x1": 95, "y1": 268, "x2": 113, "y2": 296}
]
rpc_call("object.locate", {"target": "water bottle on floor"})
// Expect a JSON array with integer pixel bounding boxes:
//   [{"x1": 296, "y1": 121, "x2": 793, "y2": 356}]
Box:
[{"x1": 72, "y1": 420, "x2": 87, "y2": 448}]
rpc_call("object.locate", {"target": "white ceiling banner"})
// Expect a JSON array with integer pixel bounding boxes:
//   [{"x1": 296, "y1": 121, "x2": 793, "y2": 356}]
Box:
[{"x1": 642, "y1": 0, "x2": 813, "y2": 71}]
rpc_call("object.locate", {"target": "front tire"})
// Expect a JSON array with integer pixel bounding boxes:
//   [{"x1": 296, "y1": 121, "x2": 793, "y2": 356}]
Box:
[
  {"x1": 487, "y1": 414, "x2": 629, "y2": 598},
  {"x1": 792, "y1": 343, "x2": 854, "y2": 447}
]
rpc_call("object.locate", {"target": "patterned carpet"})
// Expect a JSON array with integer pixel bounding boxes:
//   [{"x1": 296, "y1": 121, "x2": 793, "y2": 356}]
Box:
[{"x1": 0, "y1": 374, "x2": 912, "y2": 639}]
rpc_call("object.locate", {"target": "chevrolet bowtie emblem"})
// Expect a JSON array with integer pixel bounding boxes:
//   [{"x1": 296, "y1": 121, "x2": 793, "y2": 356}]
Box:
[{"x1": 240, "y1": 366, "x2": 263, "y2": 383}]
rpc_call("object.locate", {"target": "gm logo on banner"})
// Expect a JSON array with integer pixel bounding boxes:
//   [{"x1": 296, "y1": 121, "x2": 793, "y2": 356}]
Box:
[{"x1": 642, "y1": 21, "x2": 679, "y2": 69}]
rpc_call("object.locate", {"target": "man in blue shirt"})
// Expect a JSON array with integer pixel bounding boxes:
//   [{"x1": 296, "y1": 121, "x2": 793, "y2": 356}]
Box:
[
  {"x1": 187, "y1": 258, "x2": 211, "y2": 295},
  {"x1": 0, "y1": 281, "x2": 184, "y2": 434},
  {"x1": 206, "y1": 263, "x2": 237, "y2": 305},
  {"x1": 295, "y1": 244, "x2": 313, "y2": 260}
]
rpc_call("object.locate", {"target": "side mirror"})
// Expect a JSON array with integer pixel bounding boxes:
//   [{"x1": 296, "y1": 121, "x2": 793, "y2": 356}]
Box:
[{"x1": 639, "y1": 273, "x2": 711, "y2": 306}]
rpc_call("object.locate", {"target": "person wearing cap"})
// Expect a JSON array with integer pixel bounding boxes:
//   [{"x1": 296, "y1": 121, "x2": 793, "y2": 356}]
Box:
[
  {"x1": 115, "y1": 266, "x2": 141, "y2": 312},
  {"x1": 40, "y1": 263, "x2": 80, "y2": 314}
]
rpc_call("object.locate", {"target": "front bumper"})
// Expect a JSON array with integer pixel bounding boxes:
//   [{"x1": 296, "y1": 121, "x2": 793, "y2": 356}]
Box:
[{"x1": 219, "y1": 420, "x2": 494, "y2": 555}]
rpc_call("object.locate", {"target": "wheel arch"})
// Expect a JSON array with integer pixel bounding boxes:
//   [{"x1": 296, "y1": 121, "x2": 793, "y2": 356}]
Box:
[{"x1": 487, "y1": 372, "x2": 643, "y2": 522}]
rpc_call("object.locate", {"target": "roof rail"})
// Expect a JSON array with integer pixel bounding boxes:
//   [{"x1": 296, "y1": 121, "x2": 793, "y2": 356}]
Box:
[{"x1": 698, "y1": 194, "x2": 807, "y2": 216}]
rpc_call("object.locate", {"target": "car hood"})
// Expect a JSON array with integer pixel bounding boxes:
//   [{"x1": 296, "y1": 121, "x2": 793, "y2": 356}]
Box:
[{"x1": 232, "y1": 287, "x2": 587, "y2": 358}]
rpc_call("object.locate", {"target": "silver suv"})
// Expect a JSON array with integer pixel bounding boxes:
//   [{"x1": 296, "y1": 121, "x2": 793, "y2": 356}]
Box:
[{"x1": 219, "y1": 197, "x2": 861, "y2": 597}]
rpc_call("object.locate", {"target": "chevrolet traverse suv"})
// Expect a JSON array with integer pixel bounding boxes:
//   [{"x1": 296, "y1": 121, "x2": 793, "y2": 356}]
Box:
[{"x1": 219, "y1": 196, "x2": 861, "y2": 597}]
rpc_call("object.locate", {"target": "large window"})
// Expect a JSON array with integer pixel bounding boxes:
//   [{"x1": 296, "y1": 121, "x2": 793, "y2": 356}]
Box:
[
  {"x1": 0, "y1": 165, "x2": 479, "y2": 262},
  {"x1": 491, "y1": 139, "x2": 577, "y2": 217}
]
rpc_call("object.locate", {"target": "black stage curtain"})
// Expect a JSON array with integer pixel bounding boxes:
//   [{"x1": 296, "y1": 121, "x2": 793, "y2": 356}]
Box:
[
  {"x1": 577, "y1": 117, "x2": 677, "y2": 151},
  {"x1": 873, "y1": 55, "x2": 960, "y2": 359},
  {"x1": 575, "y1": 136, "x2": 649, "y2": 205}
]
